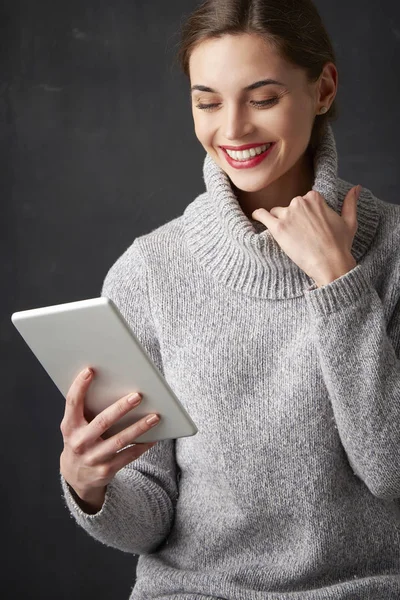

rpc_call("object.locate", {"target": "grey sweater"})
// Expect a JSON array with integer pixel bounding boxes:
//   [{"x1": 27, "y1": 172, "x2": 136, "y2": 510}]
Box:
[{"x1": 60, "y1": 123, "x2": 400, "y2": 599}]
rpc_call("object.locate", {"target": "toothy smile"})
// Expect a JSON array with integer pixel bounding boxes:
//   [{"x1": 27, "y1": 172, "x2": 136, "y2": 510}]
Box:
[{"x1": 224, "y1": 143, "x2": 272, "y2": 161}]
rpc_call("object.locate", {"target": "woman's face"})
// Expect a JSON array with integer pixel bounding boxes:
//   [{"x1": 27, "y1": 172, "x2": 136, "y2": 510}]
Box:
[{"x1": 189, "y1": 33, "x2": 335, "y2": 198}]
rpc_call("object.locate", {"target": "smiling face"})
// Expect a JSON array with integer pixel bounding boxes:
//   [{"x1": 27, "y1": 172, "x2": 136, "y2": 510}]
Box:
[{"x1": 189, "y1": 33, "x2": 337, "y2": 215}]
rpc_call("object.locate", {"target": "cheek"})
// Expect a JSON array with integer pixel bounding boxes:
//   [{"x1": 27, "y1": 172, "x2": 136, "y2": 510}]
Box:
[
  {"x1": 193, "y1": 116, "x2": 210, "y2": 144},
  {"x1": 196, "y1": 123, "x2": 216, "y2": 150},
  {"x1": 274, "y1": 103, "x2": 313, "y2": 142}
]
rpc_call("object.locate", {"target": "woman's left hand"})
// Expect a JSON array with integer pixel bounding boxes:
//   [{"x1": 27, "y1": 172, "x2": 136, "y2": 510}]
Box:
[{"x1": 251, "y1": 185, "x2": 361, "y2": 288}]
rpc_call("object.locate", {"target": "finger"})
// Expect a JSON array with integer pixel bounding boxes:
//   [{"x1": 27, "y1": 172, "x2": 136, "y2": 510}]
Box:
[
  {"x1": 88, "y1": 413, "x2": 161, "y2": 464},
  {"x1": 341, "y1": 185, "x2": 360, "y2": 226},
  {"x1": 110, "y1": 441, "x2": 158, "y2": 472},
  {"x1": 84, "y1": 390, "x2": 144, "y2": 446},
  {"x1": 97, "y1": 442, "x2": 157, "y2": 475},
  {"x1": 268, "y1": 205, "x2": 287, "y2": 218},
  {"x1": 62, "y1": 367, "x2": 94, "y2": 433},
  {"x1": 252, "y1": 207, "x2": 278, "y2": 227}
]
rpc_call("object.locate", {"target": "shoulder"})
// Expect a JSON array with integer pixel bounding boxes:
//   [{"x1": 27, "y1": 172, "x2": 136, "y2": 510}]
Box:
[
  {"x1": 101, "y1": 212, "x2": 187, "y2": 294},
  {"x1": 120, "y1": 214, "x2": 186, "y2": 269},
  {"x1": 105, "y1": 191, "x2": 209, "y2": 276}
]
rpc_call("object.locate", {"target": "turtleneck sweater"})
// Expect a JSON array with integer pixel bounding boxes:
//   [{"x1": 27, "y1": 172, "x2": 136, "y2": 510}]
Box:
[{"x1": 60, "y1": 123, "x2": 400, "y2": 599}]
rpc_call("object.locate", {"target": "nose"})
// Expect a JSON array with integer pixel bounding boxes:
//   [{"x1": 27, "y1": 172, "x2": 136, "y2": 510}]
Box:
[{"x1": 222, "y1": 102, "x2": 253, "y2": 141}]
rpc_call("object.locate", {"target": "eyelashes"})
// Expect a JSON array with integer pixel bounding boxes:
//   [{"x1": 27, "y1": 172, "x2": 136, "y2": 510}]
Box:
[{"x1": 195, "y1": 98, "x2": 279, "y2": 112}]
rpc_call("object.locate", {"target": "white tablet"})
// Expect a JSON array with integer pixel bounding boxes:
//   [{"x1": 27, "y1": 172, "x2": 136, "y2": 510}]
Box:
[{"x1": 11, "y1": 297, "x2": 198, "y2": 443}]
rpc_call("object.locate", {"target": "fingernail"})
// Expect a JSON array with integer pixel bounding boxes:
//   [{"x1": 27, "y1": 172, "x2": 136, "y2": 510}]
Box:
[
  {"x1": 146, "y1": 414, "x2": 160, "y2": 425},
  {"x1": 127, "y1": 392, "x2": 141, "y2": 405},
  {"x1": 355, "y1": 185, "x2": 361, "y2": 198},
  {"x1": 83, "y1": 368, "x2": 92, "y2": 379}
]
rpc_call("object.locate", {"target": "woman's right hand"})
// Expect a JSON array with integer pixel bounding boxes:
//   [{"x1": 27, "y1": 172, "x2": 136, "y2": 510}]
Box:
[{"x1": 59, "y1": 367, "x2": 161, "y2": 512}]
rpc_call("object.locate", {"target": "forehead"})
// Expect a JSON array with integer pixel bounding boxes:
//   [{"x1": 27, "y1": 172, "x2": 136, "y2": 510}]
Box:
[{"x1": 189, "y1": 33, "x2": 291, "y2": 81}]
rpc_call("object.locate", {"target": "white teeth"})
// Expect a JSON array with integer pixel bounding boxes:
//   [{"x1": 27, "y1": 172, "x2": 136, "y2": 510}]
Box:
[{"x1": 225, "y1": 143, "x2": 272, "y2": 161}]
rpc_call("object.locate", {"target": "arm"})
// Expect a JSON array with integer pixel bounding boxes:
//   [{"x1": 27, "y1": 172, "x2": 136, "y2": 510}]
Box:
[
  {"x1": 304, "y1": 262, "x2": 400, "y2": 500},
  {"x1": 60, "y1": 238, "x2": 179, "y2": 554}
]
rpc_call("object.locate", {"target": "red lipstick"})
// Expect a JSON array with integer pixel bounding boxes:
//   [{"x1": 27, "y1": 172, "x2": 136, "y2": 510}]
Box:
[
  {"x1": 220, "y1": 142, "x2": 272, "y2": 151},
  {"x1": 220, "y1": 142, "x2": 276, "y2": 170}
]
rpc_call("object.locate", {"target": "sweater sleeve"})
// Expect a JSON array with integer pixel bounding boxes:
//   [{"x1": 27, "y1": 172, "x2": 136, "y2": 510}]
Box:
[
  {"x1": 60, "y1": 238, "x2": 179, "y2": 555},
  {"x1": 304, "y1": 262, "x2": 400, "y2": 500}
]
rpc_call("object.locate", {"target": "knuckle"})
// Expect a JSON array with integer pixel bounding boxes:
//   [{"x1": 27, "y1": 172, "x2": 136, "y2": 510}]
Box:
[
  {"x1": 66, "y1": 391, "x2": 79, "y2": 409},
  {"x1": 309, "y1": 191, "x2": 320, "y2": 203},
  {"x1": 69, "y1": 435, "x2": 86, "y2": 455},
  {"x1": 85, "y1": 454, "x2": 97, "y2": 467},
  {"x1": 60, "y1": 420, "x2": 76, "y2": 440},
  {"x1": 95, "y1": 413, "x2": 110, "y2": 433},
  {"x1": 113, "y1": 435, "x2": 127, "y2": 452},
  {"x1": 97, "y1": 464, "x2": 111, "y2": 480}
]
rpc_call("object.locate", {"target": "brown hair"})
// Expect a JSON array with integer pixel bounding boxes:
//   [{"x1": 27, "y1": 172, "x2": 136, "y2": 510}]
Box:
[{"x1": 176, "y1": 0, "x2": 338, "y2": 155}]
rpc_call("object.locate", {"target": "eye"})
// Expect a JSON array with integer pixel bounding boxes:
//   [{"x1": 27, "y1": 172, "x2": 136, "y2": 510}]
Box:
[{"x1": 195, "y1": 97, "x2": 280, "y2": 111}]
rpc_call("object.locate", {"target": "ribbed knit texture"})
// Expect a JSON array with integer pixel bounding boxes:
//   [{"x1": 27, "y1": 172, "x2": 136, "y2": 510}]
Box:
[{"x1": 61, "y1": 123, "x2": 400, "y2": 599}]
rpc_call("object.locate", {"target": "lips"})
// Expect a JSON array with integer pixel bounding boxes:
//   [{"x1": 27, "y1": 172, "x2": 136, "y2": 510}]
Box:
[
  {"x1": 222, "y1": 142, "x2": 275, "y2": 169},
  {"x1": 220, "y1": 142, "x2": 272, "y2": 151}
]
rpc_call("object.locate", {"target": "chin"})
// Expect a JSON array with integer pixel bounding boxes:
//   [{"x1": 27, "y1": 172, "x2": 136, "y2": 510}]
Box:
[
  {"x1": 228, "y1": 173, "x2": 274, "y2": 194},
  {"x1": 232, "y1": 180, "x2": 269, "y2": 193}
]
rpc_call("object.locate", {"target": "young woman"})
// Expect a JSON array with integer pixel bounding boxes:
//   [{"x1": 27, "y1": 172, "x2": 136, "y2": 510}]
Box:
[{"x1": 59, "y1": 0, "x2": 400, "y2": 598}]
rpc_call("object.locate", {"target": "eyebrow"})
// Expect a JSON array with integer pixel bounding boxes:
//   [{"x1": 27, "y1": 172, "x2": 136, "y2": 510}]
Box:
[{"x1": 190, "y1": 78, "x2": 286, "y2": 94}]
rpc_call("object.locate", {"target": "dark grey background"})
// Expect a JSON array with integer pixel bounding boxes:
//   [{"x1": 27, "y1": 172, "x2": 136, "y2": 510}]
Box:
[{"x1": 2, "y1": 1, "x2": 399, "y2": 598}]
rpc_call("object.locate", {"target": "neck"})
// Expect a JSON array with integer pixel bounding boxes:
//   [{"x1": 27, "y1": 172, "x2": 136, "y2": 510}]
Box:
[{"x1": 232, "y1": 147, "x2": 315, "y2": 219}]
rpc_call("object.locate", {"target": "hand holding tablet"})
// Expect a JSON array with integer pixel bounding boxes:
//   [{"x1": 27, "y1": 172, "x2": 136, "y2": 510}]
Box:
[
  {"x1": 11, "y1": 296, "x2": 198, "y2": 511},
  {"x1": 59, "y1": 366, "x2": 161, "y2": 512}
]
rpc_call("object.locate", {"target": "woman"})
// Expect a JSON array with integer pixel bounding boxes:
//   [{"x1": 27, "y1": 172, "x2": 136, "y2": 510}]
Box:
[{"x1": 59, "y1": 0, "x2": 400, "y2": 598}]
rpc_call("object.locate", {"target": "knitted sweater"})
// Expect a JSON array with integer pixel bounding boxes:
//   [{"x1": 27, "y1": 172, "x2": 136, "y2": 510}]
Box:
[{"x1": 60, "y1": 123, "x2": 400, "y2": 599}]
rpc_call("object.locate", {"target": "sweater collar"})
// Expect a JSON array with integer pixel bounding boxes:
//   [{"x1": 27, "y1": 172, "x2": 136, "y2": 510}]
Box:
[{"x1": 183, "y1": 123, "x2": 380, "y2": 299}]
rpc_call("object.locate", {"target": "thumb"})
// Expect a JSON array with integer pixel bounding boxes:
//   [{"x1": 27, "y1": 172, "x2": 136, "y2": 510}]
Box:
[
  {"x1": 341, "y1": 185, "x2": 361, "y2": 227},
  {"x1": 251, "y1": 207, "x2": 277, "y2": 229}
]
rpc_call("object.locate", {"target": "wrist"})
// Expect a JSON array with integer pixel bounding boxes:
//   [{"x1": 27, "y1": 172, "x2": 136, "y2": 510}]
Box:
[
  {"x1": 314, "y1": 254, "x2": 357, "y2": 288},
  {"x1": 67, "y1": 482, "x2": 107, "y2": 514}
]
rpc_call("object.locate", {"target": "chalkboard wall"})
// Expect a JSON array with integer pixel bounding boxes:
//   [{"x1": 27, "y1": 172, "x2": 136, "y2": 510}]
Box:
[{"x1": 2, "y1": 1, "x2": 399, "y2": 598}]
